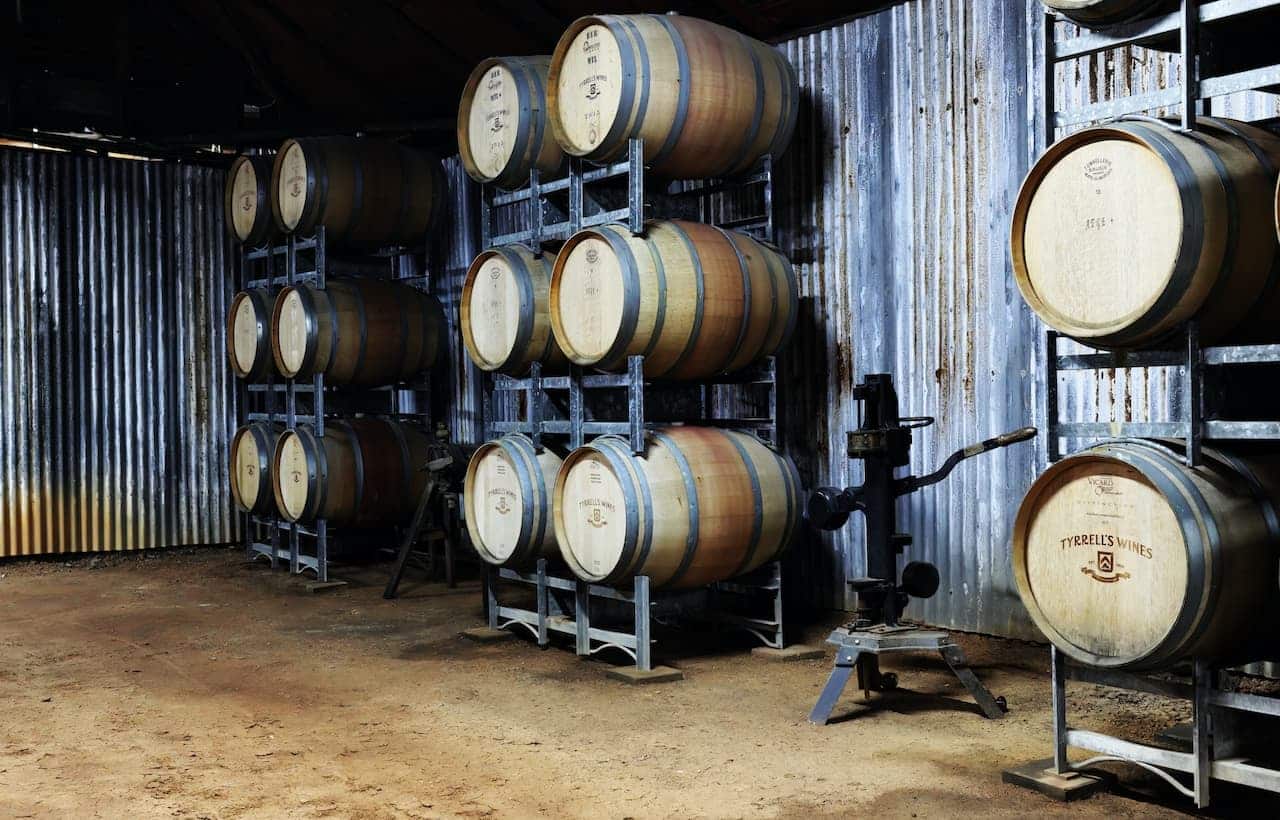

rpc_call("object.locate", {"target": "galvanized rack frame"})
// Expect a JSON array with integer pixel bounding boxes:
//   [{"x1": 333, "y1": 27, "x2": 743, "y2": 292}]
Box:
[
  {"x1": 242, "y1": 225, "x2": 435, "y2": 583},
  {"x1": 1030, "y1": 1, "x2": 1280, "y2": 807},
  {"x1": 238, "y1": 240, "x2": 285, "y2": 568},
  {"x1": 474, "y1": 139, "x2": 788, "y2": 672},
  {"x1": 1049, "y1": 647, "x2": 1280, "y2": 808}
]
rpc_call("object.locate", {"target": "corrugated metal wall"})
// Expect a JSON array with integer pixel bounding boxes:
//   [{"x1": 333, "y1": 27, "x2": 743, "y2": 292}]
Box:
[
  {"x1": 0, "y1": 148, "x2": 236, "y2": 556},
  {"x1": 763, "y1": 2, "x2": 1280, "y2": 637}
]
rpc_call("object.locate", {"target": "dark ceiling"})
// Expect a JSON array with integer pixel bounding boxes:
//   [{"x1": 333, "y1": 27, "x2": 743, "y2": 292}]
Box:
[{"x1": 4, "y1": 1, "x2": 884, "y2": 158}]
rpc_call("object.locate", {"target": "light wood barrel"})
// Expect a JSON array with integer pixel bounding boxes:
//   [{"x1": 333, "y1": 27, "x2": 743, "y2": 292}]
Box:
[
  {"x1": 464, "y1": 435, "x2": 562, "y2": 567},
  {"x1": 553, "y1": 427, "x2": 802, "y2": 589},
  {"x1": 548, "y1": 14, "x2": 799, "y2": 178},
  {"x1": 271, "y1": 278, "x2": 446, "y2": 387},
  {"x1": 461, "y1": 245, "x2": 565, "y2": 376},
  {"x1": 227, "y1": 288, "x2": 277, "y2": 381},
  {"x1": 1012, "y1": 117, "x2": 1280, "y2": 349},
  {"x1": 225, "y1": 154, "x2": 276, "y2": 247},
  {"x1": 231, "y1": 422, "x2": 284, "y2": 514},
  {"x1": 272, "y1": 418, "x2": 431, "y2": 526},
  {"x1": 271, "y1": 136, "x2": 445, "y2": 247},
  {"x1": 1041, "y1": 0, "x2": 1170, "y2": 26},
  {"x1": 1012, "y1": 439, "x2": 1280, "y2": 671},
  {"x1": 549, "y1": 219, "x2": 798, "y2": 378},
  {"x1": 458, "y1": 57, "x2": 567, "y2": 189}
]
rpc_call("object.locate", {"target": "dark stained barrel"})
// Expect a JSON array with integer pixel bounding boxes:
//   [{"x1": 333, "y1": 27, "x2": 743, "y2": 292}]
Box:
[
  {"x1": 272, "y1": 418, "x2": 432, "y2": 527},
  {"x1": 271, "y1": 278, "x2": 446, "y2": 387},
  {"x1": 271, "y1": 136, "x2": 445, "y2": 247}
]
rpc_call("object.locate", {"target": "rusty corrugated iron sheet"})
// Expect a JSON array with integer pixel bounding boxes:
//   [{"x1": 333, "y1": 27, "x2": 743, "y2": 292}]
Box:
[{"x1": 0, "y1": 147, "x2": 237, "y2": 556}]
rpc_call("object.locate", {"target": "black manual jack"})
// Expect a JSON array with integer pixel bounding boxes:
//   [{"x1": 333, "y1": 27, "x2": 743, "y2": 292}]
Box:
[{"x1": 807, "y1": 373, "x2": 1035, "y2": 724}]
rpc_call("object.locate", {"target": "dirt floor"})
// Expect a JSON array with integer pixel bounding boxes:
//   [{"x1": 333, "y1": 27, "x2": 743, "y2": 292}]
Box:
[{"x1": 0, "y1": 548, "x2": 1277, "y2": 819}]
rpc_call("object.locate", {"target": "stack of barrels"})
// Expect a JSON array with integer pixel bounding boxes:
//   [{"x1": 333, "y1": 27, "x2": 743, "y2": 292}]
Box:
[
  {"x1": 226, "y1": 137, "x2": 449, "y2": 532},
  {"x1": 1010, "y1": 13, "x2": 1280, "y2": 669},
  {"x1": 457, "y1": 13, "x2": 805, "y2": 590}
]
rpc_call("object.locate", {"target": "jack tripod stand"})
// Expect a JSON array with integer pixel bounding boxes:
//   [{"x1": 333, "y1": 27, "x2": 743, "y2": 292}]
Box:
[{"x1": 806, "y1": 373, "x2": 1035, "y2": 724}]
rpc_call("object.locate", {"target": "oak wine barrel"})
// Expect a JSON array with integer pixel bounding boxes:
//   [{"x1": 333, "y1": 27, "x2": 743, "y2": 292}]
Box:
[
  {"x1": 1012, "y1": 439, "x2": 1280, "y2": 671},
  {"x1": 458, "y1": 57, "x2": 567, "y2": 189},
  {"x1": 228, "y1": 288, "x2": 277, "y2": 381},
  {"x1": 272, "y1": 418, "x2": 432, "y2": 526},
  {"x1": 461, "y1": 245, "x2": 565, "y2": 376},
  {"x1": 1011, "y1": 117, "x2": 1280, "y2": 349},
  {"x1": 464, "y1": 434, "x2": 563, "y2": 568},
  {"x1": 231, "y1": 422, "x2": 284, "y2": 515},
  {"x1": 553, "y1": 427, "x2": 802, "y2": 588},
  {"x1": 1041, "y1": 0, "x2": 1171, "y2": 26},
  {"x1": 549, "y1": 219, "x2": 798, "y2": 378},
  {"x1": 271, "y1": 136, "x2": 445, "y2": 247},
  {"x1": 271, "y1": 278, "x2": 446, "y2": 387},
  {"x1": 548, "y1": 14, "x2": 799, "y2": 178},
  {"x1": 226, "y1": 154, "x2": 276, "y2": 247}
]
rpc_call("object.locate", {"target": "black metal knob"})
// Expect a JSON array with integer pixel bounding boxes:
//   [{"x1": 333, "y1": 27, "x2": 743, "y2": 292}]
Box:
[
  {"x1": 901, "y1": 560, "x2": 940, "y2": 599},
  {"x1": 807, "y1": 487, "x2": 850, "y2": 531}
]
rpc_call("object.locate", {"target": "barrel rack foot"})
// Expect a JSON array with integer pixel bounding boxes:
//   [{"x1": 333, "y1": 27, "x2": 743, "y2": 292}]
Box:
[
  {"x1": 809, "y1": 624, "x2": 1007, "y2": 725},
  {"x1": 480, "y1": 558, "x2": 787, "y2": 681},
  {"x1": 1006, "y1": 647, "x2": 1280, "y2": 810}
]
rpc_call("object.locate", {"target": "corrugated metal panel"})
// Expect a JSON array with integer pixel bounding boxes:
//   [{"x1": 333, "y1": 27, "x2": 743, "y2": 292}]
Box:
[
  {"x1": 436, "y1": 155, "x2": 487, "y2": 448},
  {"x1": 0, "y1": 148, "x2": 236, "y2": 556},
  {"x1": 771, "y1": 2, "x2": 1280, "y2": 637}
]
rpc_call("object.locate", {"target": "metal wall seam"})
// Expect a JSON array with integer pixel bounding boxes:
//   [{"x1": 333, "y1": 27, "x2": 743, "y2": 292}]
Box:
[{"x1": 0, "y1": 148, "x2": 237, "y2": 557}]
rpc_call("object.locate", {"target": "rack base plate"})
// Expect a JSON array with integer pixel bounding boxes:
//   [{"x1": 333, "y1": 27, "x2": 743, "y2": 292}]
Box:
[
  {"x1": 605, "y1": 665, "x2": 684, "y2": 685},
  {"x1": 1002, "y1": 758, "x2": 1113, "y2": 802},
  {"x1": 751, "y1": 645, "x2": 824, "y2": 662}
]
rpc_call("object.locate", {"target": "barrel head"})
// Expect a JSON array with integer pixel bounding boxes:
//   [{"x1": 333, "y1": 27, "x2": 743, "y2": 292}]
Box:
[
  {"x1": 276, "y1": 141, "x2": 308, "y2": 231},
  {"x1": 464, "y1": 253, "x2": 523, "y2": 370},
  {"x1": 274, "y1": 288, "x2": 310, "y2": 377},
  {"x1": 275, "y1": 431, "x2": 311, "y2": 521},
  {"x1": 557, "y1": 451, "x2": 627, "y2": 581},
  {"x1": 466, "y1": 63, "x2": 519, "y2": 181},
  {"x1": 1015, "y1": 457, "x2": 1188, "y2": 666},
  {"x1": 230, "y1": 292, "x2": 264, "y2": 377},
  {"x1": 465, "y1": 445, "x2": 526, "y2": 564},
  {"x1": 555, "y1": 235, "x2": 626, "y2": 364},
  {"x1": 1020, "y1": 137, "x2": 1182, "y2": 339},
  {"x1": 231, "y1": 428, "x2": 262, "y2": 512},
  {"x1": 555, "y1": 23, "x2": 624, "y2": 155},
  {"x1": 229, "y1": 157, "x2": 260, "y2": 242}
]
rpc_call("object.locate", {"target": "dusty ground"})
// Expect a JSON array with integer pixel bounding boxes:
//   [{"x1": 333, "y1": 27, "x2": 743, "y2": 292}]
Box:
[{"x1": 0, "y1": 548, "x2": 1275, "y2": 819}]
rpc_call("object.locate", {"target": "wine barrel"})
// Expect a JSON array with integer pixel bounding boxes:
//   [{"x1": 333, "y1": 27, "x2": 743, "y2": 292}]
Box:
[
  {"x1": 1011, "y1": 117, "x2": 1280, "y2": 348},
  {"x1": 458, "y1": 57, "x2": 567, "y2": 189},
  {"x1": 549, "y1": 219, "x2": 798, "y2": 378},
  {"x1": 464, "y1": 435, "x2": 563, "y2": 567},
  {"x1": 271, "y1": 136, "x2": 445, "y2": 247},
  {"x1": 553, "y1": 427, "x2": 802, "y2": 588},
  {"x1": 271, "y1": 278, "x2": 446, "y2": 387},
  {"x1": 231, "y1": 422, "x2": 285, "y2": 514},
  {"x1": 227, "y1": 288, "x2": 277, "y2": 381},
  {"x1": 1041, "y1": 0, "x2": 1171, "y2": 26},
  {"x1": 272, "y1": 418, "x2": 431, "y2": 526},
  {"x1": 461, "y1": 245, "x2": 565, "y2": 376},
  {"x1": 1012, "y1": 439, "x2": 1280, "y2": 671},
  {"x1": 225, "y1": 154, "x2": 276, "y2": 247},
  {"x1": 548, "y1": 14, "x2": 799, "y2": 178}
]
